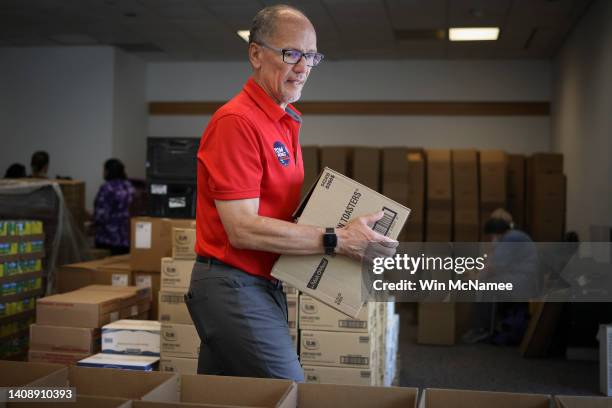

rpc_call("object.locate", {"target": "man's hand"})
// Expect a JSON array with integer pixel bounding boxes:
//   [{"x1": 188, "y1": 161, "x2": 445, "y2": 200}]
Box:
[{"x1": 336, "y1": 211, "x2": 399, "y2": 261}]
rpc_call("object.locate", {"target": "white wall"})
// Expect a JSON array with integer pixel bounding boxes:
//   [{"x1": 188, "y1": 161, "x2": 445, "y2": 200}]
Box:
[
  {"x1": 147, "y1": 60, "x2": 551, "y2": 154},
  {"x1": 552, "y1": 0, "x2": 612, "y2": 239},
  {"x1": 0, "y1": 47, "x2": 115, "y2": 209},
  {"x1": 0, "y1": 46, "x2": 147, "y2": 210},
  {"x1": 113, "y1": 49, "x2": 147, "y2": 180}
]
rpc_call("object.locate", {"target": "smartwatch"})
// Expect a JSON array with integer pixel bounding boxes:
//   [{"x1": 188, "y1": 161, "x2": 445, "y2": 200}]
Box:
[{"x1": 323, "y1": 227, "x2": 337, "y2": 256}]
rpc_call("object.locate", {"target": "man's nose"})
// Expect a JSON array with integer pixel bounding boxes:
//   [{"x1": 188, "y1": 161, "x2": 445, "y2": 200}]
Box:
[{"x1": 293, "y1": 55, "x2": 309, "y2": 72}]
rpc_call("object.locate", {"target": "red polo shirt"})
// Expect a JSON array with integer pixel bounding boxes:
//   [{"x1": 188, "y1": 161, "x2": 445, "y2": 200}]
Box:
[{"x1": 195, "y1": 78, "x2": 304, "y2": 279}]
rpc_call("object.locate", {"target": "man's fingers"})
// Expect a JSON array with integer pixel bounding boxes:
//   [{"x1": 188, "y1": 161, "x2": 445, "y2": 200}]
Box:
[{"x1": 362, "y1": 211, "x2": 385, "y2": 227}]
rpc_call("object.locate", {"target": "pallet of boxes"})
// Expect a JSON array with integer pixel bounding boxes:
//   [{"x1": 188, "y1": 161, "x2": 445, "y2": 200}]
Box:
[
  {"x1": 158, "y1": 224, "x2": 200, "y2": 374},
  {"x1": 272, "y1": 168, "x2": 407, "y2": 386},
  {"x1": 0, "y1": 220, "x2": 44, "y2": 360},
  {"x1": 30, "y1": 284, "x2": 151, "y2": 367}
]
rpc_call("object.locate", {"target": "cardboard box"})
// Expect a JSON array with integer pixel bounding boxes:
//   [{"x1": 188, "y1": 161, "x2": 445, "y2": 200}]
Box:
[
  {"x1": 352, "y1": 147, "x2": 380, "y2": 192},
  {"x1": 528, "y1": 153, "x2": 563, "y2": 175},
  {"x1": 283, "y1": 283, "x2": 298, "y2": 296},
  {"x1": 287, "y1": 293, "x2": 298, "y2": 329},
  {"x1": 13, "y1": 396, "x2": 132, "y2": 408},
  {"x1": 130, "y1": 217, "x2": 196, "y2": 272},
  {"x1": 159, "y1": 355, "x2": 198, "y2": 375},
  {"x1": 172, "y1": 228, "x2": 196, "y2": 260},
  {"x1": 102, "y1": 320, "x2": 161, "y2": 356},
  {"x1": 160, "y1": 323, "x2": 200, "y2": 358},
  {"x1": 56, "y1": 255, "x2": 131, "y2": 293},
  {"x1": 320, "y1": 146, "x2": 350, "y2": 175},
  {"x1": 303, "y1": 365, "x2": 374, "y2": 386},
  {"x1": 79, "y1": 284, "x2": 150, "y2": 309},
  {"x1": 290, "y1": 328, "x2": 298, "y2": 352},
  {"x1": 480, "y1": 150, "x2": 508, "y2": 232},
  {"x1": 0, "y1": 360, "x2": 68, "y2": 387},
  {"x1": 29, "y1": 324, "x2": 99, "y2": 353},
  {"x1": 28, "y1": 350, "x2": 91, "y2": 365},
  {"x1": 299, "y1": 294, "x2": 368, "y2": 332},
  {"x1": 298, "y1": 383, "x2": 418, "y2": 408},
  {"x1": 68, "y1": 366, "x2": 179, "y2": 401},
  {"x1": 77, "y1": 353, "x2": 160, "y2": 371},
  {"x1": 382, "y1": 148, "x2": 425, "y2": 242},
  {"x1": 134, "y1": 272, "x2": 161, "y2": 320},
  {"x1": 301, "y1": 146, "x2": 320, "y2": 198},
  {"x1": 272, "y1": 168, "x2": 410, "y2": 318},
  {"x1": 599, "y1": 324, "x2": 612, "y2": 396},
  {"x1": 418, "y1": 388, "x2": 551, "y2": 408},
  {"x1": 120, "y1": 298, "x2": 151, "y2": 319},
  {"x1": 300, "y1": 330, "x2": 371, "y2": 368},
  {"x1": 507, "y1": 154, "x2": 526, "y2": 229},
  {"x1": 179, "y1": 374, "x2": 297, "y2": 408},
  {"x1": 417, "y1": 303, "x2": 473, "y2": 346},
  {"x1": 452, "y1": 150, "x2": 479, "y2": 242},
  {"x1": 529, "y1": 174, "x2": 566, "y2": 241},
  {"x1": 555, "y1": 395, "x2": 612, "y2": 407},
  {"x1": 160, "y1": 257, "x2": 193, "y2": 292},
  {"x1": 36, "y1": 291, "x2": 122, "y2": 328},
  {"x1": 159, "y1": 291, "x2": 192, "y2": 324},
  {"x1": 426, "y1": 149, "x2": 452, "y2": 242}
]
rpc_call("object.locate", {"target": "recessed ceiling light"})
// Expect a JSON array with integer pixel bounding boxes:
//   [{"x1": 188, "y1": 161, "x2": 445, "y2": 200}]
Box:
[
  {"x1": 237, "y1": 30, "x2": 250, "y2": 43},
  {"x1": 449, "y1": 27, "x2": 500, "y2": 41}
]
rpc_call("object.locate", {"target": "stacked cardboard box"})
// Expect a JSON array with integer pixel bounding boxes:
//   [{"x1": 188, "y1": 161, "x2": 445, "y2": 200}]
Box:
[
  {"x1": 30, "y1": 285, "x2": 151, "y2": 365},
  {"x1": 56, "y1": 179, "x2": 86, "y2": 232},
  {"x1": 426, "y1": 150, "x2": 452, "y2": 242},
  {"x1": 526, "y1": 153, "x2": 565, "y2": 241},
  {"x1": 382, "y1": 148, "x2": 425, "y2": 242},
  {"x1": 0, "y1": 220, "x2": 44, "y2": 359},
  {"x1": 507, "y1": 154, "x2": 526, "y2": 229},
  {"x1": 479, "y1": 150, "x2": 508, "y2": 238},
  {"x1": 159, "y1": 227, "x2": 198, "y2": 375},
  {"x1": 452, "y1": 150, "x2": 479, "y2": 241},
  {"x1": 299, "y1": 295, "x2": 399, "y2": 387},
  {"x1": 417, "y1": 303, "x2": 473, "y2": 346},
  {"x1": 284, "y1": 284, "x2": 299, "y2": 352},
  {"x1": 320, "y1": 146, "x2": 351, "y2": 176},
  {"x1": 352, "y1": 147, "x2": 381, "y2": 192}
]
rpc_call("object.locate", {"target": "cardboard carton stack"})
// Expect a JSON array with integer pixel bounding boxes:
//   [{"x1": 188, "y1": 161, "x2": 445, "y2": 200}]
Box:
[
  {"x1": 299, "y1": 296, "x2": 399, "y2": 387},
  {"x1": 507, "y1": 154, "x2": 526, "y2": 229},
  {"x1": 452, "y1": 150, "x2": 479, "y2": 241},
  {"x1": 0, "y1": 220, "x2": 44, "y2": 359},
  {"x1": 320, "y1": 146, "x2": 351, "y2": 176},
  {"x1": 56, "y1": 179, "x2": 86, "y2": 232},
  {"x1": 526, "y1": 153, "x2": 565, "y2": 241},
  {"x1": 30, "y1": 284, "x2": 149, "y2": 365},
  {"x1": 284, "y1": 284, "x2": 299, "y2": 353},
  {"x1": 352, "y1": 147, "x2": 381, "y2": 192},
  {"x1": 382, "y1": 148, "x2": 425, "y2": 242},
  {"x1": 301, "y1": 145, "x2": 320, "y2": 199},
  {"x1": 159, "y1": 226, "x2": 199, "y2": 375},
  {"x1": 479, "y1": 150, "x2": 508, "y2": 238},
  {"x1": 130, "y1": 217, "x2": 196, "y2": 319},
  {"x1": 426, "y1": 150, "x2": 452, "y2": 242}
]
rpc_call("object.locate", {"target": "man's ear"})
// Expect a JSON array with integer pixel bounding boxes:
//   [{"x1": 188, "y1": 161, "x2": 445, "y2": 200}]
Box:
[{"x1": 248, "y1": 43, "x2": 262, "y2": 70}]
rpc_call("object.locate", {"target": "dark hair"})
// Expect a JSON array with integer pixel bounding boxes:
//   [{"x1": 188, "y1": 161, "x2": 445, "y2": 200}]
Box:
[
  {"x1": 484, "y1": 218, "x2": 511, "y2": 235},
  {"x1": 104, "y1": 159, "x2": 127, "y2": 181},
  {"x1": 249, "y1": 4, "x2": 306, "y2": 44},
  {"x1": 31, "y1": 151, "x2": 49, "y2": 173},
  {"x1": 4, "y1": 163, "x2": 26, "y2": 178}
]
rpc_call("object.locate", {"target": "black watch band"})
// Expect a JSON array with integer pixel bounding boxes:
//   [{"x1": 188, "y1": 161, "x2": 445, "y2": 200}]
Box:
[{"x1": 323, "y1": 227, "x2": 337, "y2": 256}]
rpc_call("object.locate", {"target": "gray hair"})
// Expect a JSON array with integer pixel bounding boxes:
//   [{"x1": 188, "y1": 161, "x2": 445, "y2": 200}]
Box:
[{"x1": 249, "y1": 4, "x2": 307, "y2": 44}]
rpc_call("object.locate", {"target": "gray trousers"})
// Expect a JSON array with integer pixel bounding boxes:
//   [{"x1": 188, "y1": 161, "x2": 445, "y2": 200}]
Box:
[{"x1": 185, "y1": 259, "x2": 303, "y2": 381}]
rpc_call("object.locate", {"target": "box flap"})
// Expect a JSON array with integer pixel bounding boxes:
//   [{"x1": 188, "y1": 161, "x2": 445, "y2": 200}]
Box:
[{"x1": 298, "y1": 383, "x2": 417, "y2": 408}]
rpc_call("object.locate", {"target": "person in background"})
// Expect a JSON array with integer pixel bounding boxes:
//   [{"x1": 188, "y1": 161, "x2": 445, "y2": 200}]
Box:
[
  {"x1": 30, "y1": 151, "x2": 49, "y2": 178},
  {"x1": 4, "y1": 163, "x2": 26, "y2": 178},
  {"x1": 93, "y1": 159, "x2": 134, "y2": 255}
]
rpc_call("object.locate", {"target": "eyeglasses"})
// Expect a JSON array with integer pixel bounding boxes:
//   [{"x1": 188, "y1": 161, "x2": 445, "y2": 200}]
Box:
[{"x1": 255, "y1": 41, "x2": 324, "y2": 67}]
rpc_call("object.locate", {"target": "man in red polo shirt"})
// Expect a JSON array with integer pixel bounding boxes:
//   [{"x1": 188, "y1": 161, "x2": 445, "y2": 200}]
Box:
[{"x1": 185, "y1": 4, "x2": 397, "y2": 381}]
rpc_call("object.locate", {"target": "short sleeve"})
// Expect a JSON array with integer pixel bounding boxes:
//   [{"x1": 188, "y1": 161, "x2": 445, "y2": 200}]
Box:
[{"x1": 200, "y1": 114, "x2": 263, "y2": 200}]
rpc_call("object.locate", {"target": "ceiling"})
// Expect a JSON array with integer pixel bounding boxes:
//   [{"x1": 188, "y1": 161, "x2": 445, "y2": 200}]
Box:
[{"x1": 0, "y1": 0, "x2": 594, "y2": 61}]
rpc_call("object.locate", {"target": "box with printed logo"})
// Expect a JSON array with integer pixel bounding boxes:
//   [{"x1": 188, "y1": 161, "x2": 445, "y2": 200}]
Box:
[
  {"x1": 299, "y1": 294, "x2": 369, "y2": 332},
  {"x1": 300, "y1": 330, "x2": 372, "y2": 368},
  {"x1": 159, "y1": 291, "x2": 192, "y2": 324},
  {"x1": 160, "y1": 355, "x2": 198, "y2": 375},
  {"x1": 102, "y1": 320, "x2": 161, "y2": 356},
  {"x1": 287, "y1": 293, "x2": 298, "y2": 329},
  {"x1": 303, "y1": 365, "x2": 374, "y2": 386},
  {"x1": 161, "y1": 257, "x2": 194, "y2": 291},
  {"x1": 272, "y1": 168, "x2": 410, "y2": 318},
  {"x1": 172, "y1": 228, "x2": 196, "y2": 260},
  {"x1": 160, "y1": 323, "x2": 200, "y2": 359}
]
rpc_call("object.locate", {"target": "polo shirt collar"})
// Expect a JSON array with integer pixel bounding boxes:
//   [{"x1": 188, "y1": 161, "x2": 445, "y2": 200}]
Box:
[{"x1": 244, "y1": 77, "x2": 302, "y2": 123}]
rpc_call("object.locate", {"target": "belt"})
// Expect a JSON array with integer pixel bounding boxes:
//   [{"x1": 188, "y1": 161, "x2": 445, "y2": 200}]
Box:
[{"x1": 195, "y1": 255, "x2": 282, "y2": 287}]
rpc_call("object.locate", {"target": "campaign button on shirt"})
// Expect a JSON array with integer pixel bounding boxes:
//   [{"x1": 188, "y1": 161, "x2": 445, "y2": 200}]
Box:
[{"x1": 273, "y1": 141, "x2": 291, "y2": 167}]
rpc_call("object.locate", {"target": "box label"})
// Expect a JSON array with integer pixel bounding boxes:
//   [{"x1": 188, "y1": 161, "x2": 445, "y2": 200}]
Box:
[
  {"x1": 135, "y1": 275, "x2": 152, "y2": 288},
  {"x1": 135, "y1": 222, "x2": 152, "y2": 249},
  {"x1": 112, "y1": 274, "x2": 129, "y2": 286},
  {"x1": 307, "y1": 258, "x2": 328, "y2": 290}
]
